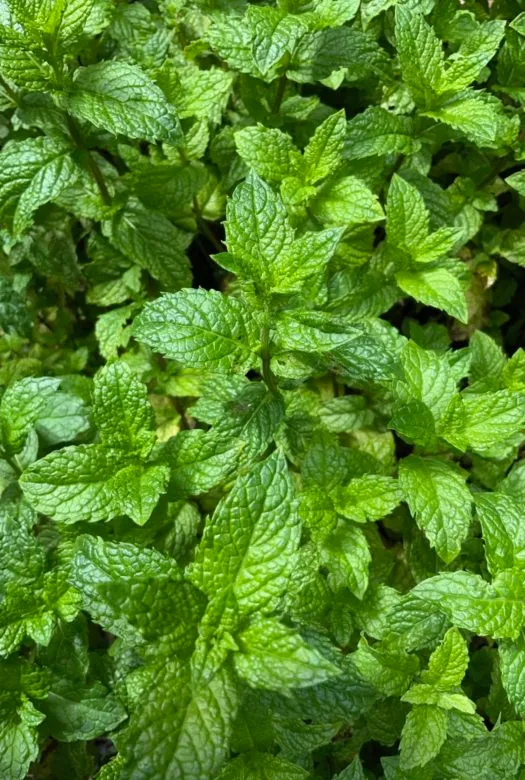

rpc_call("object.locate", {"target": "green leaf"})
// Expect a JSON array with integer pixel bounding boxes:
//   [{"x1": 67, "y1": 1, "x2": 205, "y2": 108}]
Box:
[
  {"x1": 21, "y1": 446, "x2": 169, "y2": 525},
  {"x1": 440, "y1": 20, "x2": 506, "y2": 93},
  {"x1": 399, "y1": 705, "x2": 448, "y2": 770},
  {"x1": 269, "y1": 227, "x2": 343, "y2": 293},
  {"x1": 311, "y1": 175, "x2": 384, "y2": 226},
  {"x1": 413, "y1": 226, "x2": 462, "y2": 264},
  {"x1": 422, "y1": 628, "x2": 469, "y2": 689},
  {"x1": 95, "y1": 304, "x2": 135, "y2": 360},
  {"x1": 395, "y1": 5, "x2": 444, "y2": 107},
  {"x1": 396, "y1": 266, "x2": 468, "y2": 323},
  {"x1": 289, "y1": 27, "x2": 390, "y2": 83},
  {"x1": 0, "y1": 692, "x2": 44, "y2": 780},
  {"x1": 193, "y1": 380, "x2": 285, "y2": 461},
  {"x1": 235, "y1": 125, "x2": 302, "y2": 182},
  {"x1": 424, "y1": 91, "x2": 517, "y2": 149},
  {"x1": 0, "y1": 497, "x2": 42, "y2": 588},
  {"x1": 119, "y1": 660, "x2": 238, "y2": 780},
  {"x1": 0, "y1": 277, "x2": 31, "y2": 336},
  {"x1": 64, "y1": 61, "x2": 180, "y2": 142},
  {"x1": 234, "y1": 616, "x2": 340, "y2": 691},
  {"x1": 274, "y1": 311, "x2": 357, "y2": 353},
  {"x1": 409, "y1": 569, "x2": 525, "y2": 640},
  {"x1": 0, "y1": 376, "x2": 89, "y2": 454},
  {"x1": 165, "y1": 429, "x2": 243, "y2": 498},
  {"x1": 320, "y1": 522, "x2": 371, "y2": 599},
  {"x1": 443, "y1": 390, "x2": 525, "y2": 454},
  {"x1": 0, "y1": 570, "x2": 81, "y2": 656},
  {"x1": 92, "y1": 362, "x2": 155, "y2": 456},
  {"x1": 344, "y1": 107, "x2": 416, "y2": 159},
  {"x1": 390, "y1": 400, "x2": 438, "y2": 449},
  {"x1": 216, "y1": 752, "x2": 309, "y2": 780},
  {"x1": 303, "y1": 109, "x2": 346, "y2": 184},
  {"x1": 71, "y1": 535, "x2": 204, "y2": 651},
  {"x1": 319, "y1": 396, "x2": 374, "y2": 433},
  {"x1": 305, "y1": 0, "x2": 360, "y2": 29},
  {"x1": 334, "y1": 757, "x2": 366, "y2": 780},
  {"x1": 55, "y1": 0, "x2": 109, "y2": 49},
  {"x1": 224, "y1": 170, "x2": 294, "y2": 280},
  {"x1": 387, "y1": 174, "x2": 429, "y2": 253},
  {"x1": 474, "y1": 492, "x2": 525, "y2": 576},
  {"x1": 352, "y1": 638, "x2": 419, "y2": 696},
  {"x1": 398, "y1": 339, "x2": 457, "y2": 422},
  {"x1": 402, "y1": 685, "x2": 475, "y2": 713},
  {"x1": 499, "y1": 633, "x2": 525, "y2": 717},
  {"x1": 0, "y1": 137, "x2": 78, "y2": 234},
  {"x1": 249, "y1": 7, "x2": 306, "y2": 77},
  {"x1": 190, "y1": 451, "x2": 301, "y2": 616},
  {"x1": 165, "y1": 62, "x2": 233, "y2": 125},
  {"x1": 133, "y1": 289, "x2": 260, "y2": 373},
  {"x1": 103, "y1": 198, "x2": 192, "y2": 291},
  {"x1": 333, "y1": 475, "x2": 401, "y2": 523},
  {"x1": 399, "y1": 456, "x2": 472, "y2": 563},
  {"x1": 506, "y1": 170, "x2": 525, "y2": 197},
  {"x1": 469, "y1": 331, "x2": 507, "y2": 389},
  {"x1": 223, "y1": 171, "x2": 343, "y2": 291},
  {"x1": 38, "y1": 680, "x2": 126, "y2": 741}
]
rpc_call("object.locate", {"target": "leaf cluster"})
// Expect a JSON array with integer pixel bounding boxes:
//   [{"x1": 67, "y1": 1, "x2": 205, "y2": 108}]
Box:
[{"x1": 2, "y1": 0, "x2": 525, "y2": 778}]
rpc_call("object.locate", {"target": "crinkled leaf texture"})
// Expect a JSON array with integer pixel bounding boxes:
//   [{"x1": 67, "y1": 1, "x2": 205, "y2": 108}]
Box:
[{"x1": 3, "y1": 1, "x2": 525, "y2": 778}]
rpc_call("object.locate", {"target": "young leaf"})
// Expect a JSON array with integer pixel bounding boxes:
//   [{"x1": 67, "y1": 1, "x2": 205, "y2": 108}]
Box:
[
  {"x1": 311, "y1": 175, "x2": 384, "y2": 226},
  {"x1": 396, "y1": 266, "x2": 468, "y2": 323},
  {"x1": 224, "y1": 170, "x2": 294, "y2": 282},
  {"x1": 387, "y1": 174, "x2": 429, "y2": 252},
  {"x1": 303, "y1": 109, "x2": 346, "y2": 184},
  {"x1": 422, "y1": 628, "x2": 469, "y2": 689},
  {"x1": 235, "y1": 125, "x2": 302, "y2": 182},
  {"x1": 395, "y1": 5, "x2": 444, "y2": 106}
]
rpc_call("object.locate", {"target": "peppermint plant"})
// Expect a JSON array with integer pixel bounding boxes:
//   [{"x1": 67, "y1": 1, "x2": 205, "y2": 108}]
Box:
[{"x1": 1, "y1": 0, "x2": 525, "y2": 778}]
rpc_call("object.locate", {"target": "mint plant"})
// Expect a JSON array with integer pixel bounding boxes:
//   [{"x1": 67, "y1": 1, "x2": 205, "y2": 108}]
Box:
[{"x1": 1, "y1": 0, "x2": 525, "y2": 777}]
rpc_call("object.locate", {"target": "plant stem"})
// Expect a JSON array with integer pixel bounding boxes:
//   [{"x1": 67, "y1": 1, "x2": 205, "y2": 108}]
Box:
[
  {"x1": 272, "y1": 73, "x2": 287, "y2": 114},
  {"x1": 261, "y1": 322, "x2": 278, "y2": 394},
  {"x1": 66, "y1": 115, "x2": 111, "y2": 205},
  {"x1": 192, "y1": 196, "x2": 224, "y2": 253}
]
